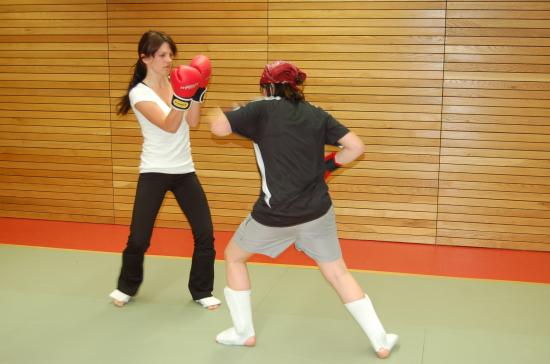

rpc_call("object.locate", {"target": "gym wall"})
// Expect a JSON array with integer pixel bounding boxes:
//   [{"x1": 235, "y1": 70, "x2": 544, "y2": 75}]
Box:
[{"x1": 0, "y1": 0, "x2": 549, "y2": 251}]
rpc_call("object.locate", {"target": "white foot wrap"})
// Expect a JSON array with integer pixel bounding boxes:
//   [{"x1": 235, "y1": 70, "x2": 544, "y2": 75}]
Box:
[
  {"x1": 385, "y1": 333, "x2": 399, "y2": 351},
  {"x1": 195, "y1": 296, "x2": 221, "y2": 309},
  {"x1": 216, "y1": 327, "x2": 255, "y2": 346},
  {"x1": 345, "y1": 295, "x2": 398, "y2": 355},
  {"x1": 216, "y1": 287, "x2": 255, "y2": 346},
  {"x1": 109, "y1": 289, "x2": 130, "y2": 306}
]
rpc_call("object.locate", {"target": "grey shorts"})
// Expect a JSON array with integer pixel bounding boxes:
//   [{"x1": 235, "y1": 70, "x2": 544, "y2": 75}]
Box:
[{"x1": 232, "y1": 206, "x2": 342, "y2": 263}]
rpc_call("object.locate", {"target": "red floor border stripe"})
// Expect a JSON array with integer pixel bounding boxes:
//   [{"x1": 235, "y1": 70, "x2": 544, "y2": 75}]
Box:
[{"x1": 1, "y1": 217, "x2": 549, "y2": 284}]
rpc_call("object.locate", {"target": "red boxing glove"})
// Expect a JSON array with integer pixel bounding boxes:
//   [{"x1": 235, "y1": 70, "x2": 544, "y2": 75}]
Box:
[
  {"x1": 190, "y1": 54, "x2": 211, "y2": 103},
  {"x1": 190, "y1": 54, "x2": 211, "y2": 88},
  {"x1": 170, "y1": 65, "x2": 201, "y2": 110},
  {"x1": 324, "y1": 151, "x2": 342, "y2": 180}
]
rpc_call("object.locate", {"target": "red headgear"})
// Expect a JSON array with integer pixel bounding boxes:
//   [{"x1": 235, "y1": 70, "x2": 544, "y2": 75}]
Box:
[{"x1": 259, "y1": 61, "x2": 307, "y2": 90}]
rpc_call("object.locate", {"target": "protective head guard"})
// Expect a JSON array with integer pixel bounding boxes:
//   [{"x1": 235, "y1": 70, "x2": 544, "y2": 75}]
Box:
[{"x1": 259, "y1": 61, "x2": 307, "y2": 90}]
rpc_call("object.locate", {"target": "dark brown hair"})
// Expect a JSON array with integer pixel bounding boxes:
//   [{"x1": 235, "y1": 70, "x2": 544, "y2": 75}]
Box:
[
  {"x1": 116, "y1": 30, "x2": 177, "y2": 115},
  {"x1": 260, "y1": 82, "x2": 305, "y2": 104}
]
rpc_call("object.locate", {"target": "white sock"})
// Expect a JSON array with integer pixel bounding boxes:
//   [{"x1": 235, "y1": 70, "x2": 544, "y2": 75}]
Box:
[
  {"x1": 216, "y1": 287, "x2": 255, "y2": 346},
  {"x1": 345, "y1": 295, "x2": 398, "y2": 353},
  {"x1": 109, "y1": 289, "x2": 130, "y2": 304}
]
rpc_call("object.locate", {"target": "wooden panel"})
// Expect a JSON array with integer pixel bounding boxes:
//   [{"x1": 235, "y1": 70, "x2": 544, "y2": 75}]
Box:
[
  {"x1": 0, "y1": 1, "x2": 113, "y2": 223},
  {"x1": 439, "y1": 1, "x2": 550, "y2": 250}
]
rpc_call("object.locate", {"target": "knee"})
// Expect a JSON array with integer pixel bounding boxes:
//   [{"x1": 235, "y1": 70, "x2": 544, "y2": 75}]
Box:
[
  {"x1": 224, "y1": 247, "x2": 246, "y2": 265},
  {"x1": 124, "y1": 235, "x2": 150, "y2": 255},
  {"x1": 193, "y1": 237, "x2": 215, "y2": 254},
  {"x1": 321, "y1": 265, "x2": 350, "y2": 285},
  {"x1": 224, "y1": 248, "x2": 236, "y2": 263},
  {"x1": 192, "y1": 228, "x2": 214, "y2": 248}
]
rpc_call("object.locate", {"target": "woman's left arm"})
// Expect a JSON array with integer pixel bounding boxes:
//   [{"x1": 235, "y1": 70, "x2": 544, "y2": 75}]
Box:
[{"x1": 184, "y1": 101, "x2": 202, "y2": 127}]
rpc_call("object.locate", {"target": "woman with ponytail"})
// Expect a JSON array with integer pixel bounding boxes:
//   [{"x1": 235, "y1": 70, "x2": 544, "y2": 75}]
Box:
[{"x1": 110, "y1": 30, "x2": 221, "y2": 310}]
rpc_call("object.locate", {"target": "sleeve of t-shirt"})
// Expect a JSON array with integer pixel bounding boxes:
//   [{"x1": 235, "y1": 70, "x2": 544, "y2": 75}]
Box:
[
  {"x1": 224, "y1": 100, "x2": 266, "y2": 142},
  {"x1": 323, "y1": 110, "x2": 350, "y2": 146},
  {"x1": 129, "y1": 84, "x2": 155, "y2": 108}
]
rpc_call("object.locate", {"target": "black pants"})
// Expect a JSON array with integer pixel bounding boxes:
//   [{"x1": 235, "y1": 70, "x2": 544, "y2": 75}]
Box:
[{"x1": 116, "y1": 172, "x2": 216, "y2": 300}]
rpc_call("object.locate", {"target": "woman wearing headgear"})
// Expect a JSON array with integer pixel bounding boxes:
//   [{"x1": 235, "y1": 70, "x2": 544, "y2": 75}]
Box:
[
  {"x1": 109, "y1": 30, "x2": 220, "y2": 310},
  {"x1": 209, "y1": 61, "x2": 398, "y2": 358}
]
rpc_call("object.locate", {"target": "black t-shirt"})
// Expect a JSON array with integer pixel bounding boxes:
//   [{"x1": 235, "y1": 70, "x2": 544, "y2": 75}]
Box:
[{"x1": 225, "y1": 97, "x2": 349, "y2": 227}]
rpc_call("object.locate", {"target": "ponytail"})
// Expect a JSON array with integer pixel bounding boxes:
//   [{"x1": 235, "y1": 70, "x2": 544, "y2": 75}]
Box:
[{"x1": 116, "y1": 59, "x2": 147, "y2": 116}]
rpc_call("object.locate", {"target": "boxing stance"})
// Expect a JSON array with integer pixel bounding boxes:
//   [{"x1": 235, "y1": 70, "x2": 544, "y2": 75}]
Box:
[
  {"x1": 209, "y1": 61, "x2": 398, "y2": 358},
  {"x1": 109, "y1": 30, "x2": 220, "y2": 310}
]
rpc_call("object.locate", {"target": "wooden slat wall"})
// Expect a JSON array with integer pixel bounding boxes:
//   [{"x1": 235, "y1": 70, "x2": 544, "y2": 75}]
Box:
[
  {"x1": 440, "y1": 0, "x2": 550, "y2": 251},
  {"x1": 0, "y1": 0, "x2": 113, "y2": 224},
  {"x1": 0, "y1": 0, "x2": 548, "y2": 251}
]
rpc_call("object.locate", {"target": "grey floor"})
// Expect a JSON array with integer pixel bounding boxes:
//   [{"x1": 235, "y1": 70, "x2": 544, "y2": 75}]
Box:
[{"x1": 1, "y1": 244, "x2": 549, "y2": 364}]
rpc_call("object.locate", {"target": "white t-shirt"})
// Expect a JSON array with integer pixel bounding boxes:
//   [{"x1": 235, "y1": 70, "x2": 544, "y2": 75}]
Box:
[{"x1": 129, "y1": 82, "x2": 195, "y2": 174}]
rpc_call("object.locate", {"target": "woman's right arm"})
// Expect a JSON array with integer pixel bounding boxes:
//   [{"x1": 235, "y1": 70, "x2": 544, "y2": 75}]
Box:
[{"x1": 134, "y1": 101, "x2": 185, "y2": 133}]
